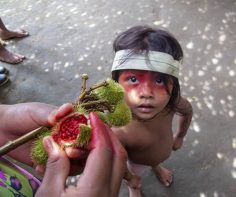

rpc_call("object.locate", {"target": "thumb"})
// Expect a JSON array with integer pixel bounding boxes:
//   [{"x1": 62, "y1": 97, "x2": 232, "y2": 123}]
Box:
[{"x1": 38, "y1": 136, "x2": 70, "y2": 195}]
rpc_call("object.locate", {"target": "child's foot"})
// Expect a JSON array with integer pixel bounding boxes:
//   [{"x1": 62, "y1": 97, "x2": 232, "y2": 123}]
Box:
[
  {"x1": 125, "y1": 174, "x2": 141, "y2": 189},
  {"x1": 0, "y1": 29, "x2": 29, "y2": 40},
  {"x1": 0, "y1": 45, "x2": 25, "y2": 64},
  {"x1": 153, "y1": 165, "x2": 173, "y2": 187},
  {"x1": 128, "y1": 187, "x2": 142, "y2": 197}
]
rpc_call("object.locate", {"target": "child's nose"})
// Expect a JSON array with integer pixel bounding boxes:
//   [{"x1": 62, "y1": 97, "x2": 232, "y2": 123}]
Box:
[{"x1": 139, "y1": 82, "x2": 154, "y2": 99}]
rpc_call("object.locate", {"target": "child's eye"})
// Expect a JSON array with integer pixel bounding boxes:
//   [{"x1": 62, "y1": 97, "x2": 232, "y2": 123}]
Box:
[
  {"x1": 155, "y1": 78, "x2": 164, "y2": 85},
  {"x1": 128, "y1": 76, "x2": 139, "y2": 84}
]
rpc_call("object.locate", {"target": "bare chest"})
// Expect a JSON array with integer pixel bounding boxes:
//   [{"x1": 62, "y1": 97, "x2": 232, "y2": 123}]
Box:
[{"x1": 124, "y1": 117, "x2": 174, "y2": 166}]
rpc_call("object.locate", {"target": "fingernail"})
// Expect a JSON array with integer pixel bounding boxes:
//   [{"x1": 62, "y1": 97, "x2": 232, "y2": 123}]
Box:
[{"x1": 44, "y1": 136, "x2": 53, "y2": 152}]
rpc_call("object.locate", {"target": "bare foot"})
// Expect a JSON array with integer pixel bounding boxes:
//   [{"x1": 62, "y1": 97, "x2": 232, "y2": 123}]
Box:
[
  {"x1": 153, "y1": 165, "x2": 173, "y2": 187},
  {"x1": 128, "y1": 187, "x2": 142, "y2": 197},
  {"x1": 125, "y1": 174, "x2": 141, "y2": 189},
  {"x1": 0, "y1": 29, "x2": 29, "y2": 40},
  {"x1": 0, "y1": 45, "x2": 25, "y2": 64}
]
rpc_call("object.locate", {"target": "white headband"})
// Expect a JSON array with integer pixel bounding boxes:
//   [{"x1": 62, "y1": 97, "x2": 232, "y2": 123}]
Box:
[{"x1": 111, "y1": 50, "x2": 181, "y2": 78}]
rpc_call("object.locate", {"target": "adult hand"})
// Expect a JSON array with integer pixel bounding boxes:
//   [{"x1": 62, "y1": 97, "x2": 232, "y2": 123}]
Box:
[
  {"x1": 0, "y1": 102, "x2": 72, "y2": 165},
  {"x1": 36, "y1": 112, "x2": 127, "y2": 197}
]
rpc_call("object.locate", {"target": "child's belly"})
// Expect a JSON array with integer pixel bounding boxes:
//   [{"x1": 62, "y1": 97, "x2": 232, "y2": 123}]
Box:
[{"x1": 127, "y1": 135, "x2": 173, "y2": 166}]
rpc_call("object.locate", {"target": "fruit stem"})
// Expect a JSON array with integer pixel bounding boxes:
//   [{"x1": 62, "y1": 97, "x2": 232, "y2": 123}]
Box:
[
  {"x1": 78, "y1": 80, "x2": 108, "y2": 104},
  {"x1": 81, "y1": 74, "x2": 89, "y2": 95},
  {"x1": 80, "y1": 99, "x2": 113, "y2": 112},
  {"x1": 0, "y1": 127, "x2": 46, "y2": 156}
]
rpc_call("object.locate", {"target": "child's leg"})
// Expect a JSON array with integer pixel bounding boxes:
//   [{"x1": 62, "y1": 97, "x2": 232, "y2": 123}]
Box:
[
  {"x1": 126, "y1": 175, "x2": 142, "y2": 197},
  {"x1": 124, "y1": 170, "x2": 141, "y2": 189},
  {"x1": 126, "y1": 160, "x2": 147, "y2": 197},
  {"x1": 152, "y1": 164, "x2": 173, "y2": 187},
  {"x1": 128, "y1": 187, "x2": 142, "y2": 197}
]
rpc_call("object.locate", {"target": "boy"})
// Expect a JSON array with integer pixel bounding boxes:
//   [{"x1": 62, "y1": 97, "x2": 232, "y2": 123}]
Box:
[{"x1": 111, "y1": 26, "x2": 193, "y2": 197}]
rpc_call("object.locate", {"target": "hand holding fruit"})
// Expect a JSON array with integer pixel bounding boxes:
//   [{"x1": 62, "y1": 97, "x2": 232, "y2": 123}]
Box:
[
  {"x1": 0, "y1": 74, "x2": 132, "y2": 176},
  {"x1": 35, "y1": 113, "x2": 127, "y2": 197},
  {"x1": 34, "y1": 103, "x2": 90, "y2": 175},
  {"x1": 0, "y1": 102, "x2": 57, "y2": 166}
]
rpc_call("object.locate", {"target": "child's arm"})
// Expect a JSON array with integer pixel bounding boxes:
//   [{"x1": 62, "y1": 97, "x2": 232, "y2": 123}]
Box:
[{"x1": 173, "y1": 97, "x2": 193, "y2": 150}]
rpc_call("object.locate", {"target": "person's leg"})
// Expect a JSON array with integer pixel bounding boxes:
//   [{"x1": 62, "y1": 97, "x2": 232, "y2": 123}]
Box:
[
  {"x1": 126, "y1": 160, "x2": 144, "y2": 197},
  {"x1": 128, "y1": 187, "x2": 142, "y2": 197},
  {"x1": 0, "y1": 41, "x2": 25, "y2": 64},
  {"x1": 152, "y1": 164, "x2": 173, "y2": 187},
  {"x1": 0, "y1": 73, "x2": 9, "y2": 86},
  {"x1": 0, "y1": 17, "x2": 29, "y2": 40}
]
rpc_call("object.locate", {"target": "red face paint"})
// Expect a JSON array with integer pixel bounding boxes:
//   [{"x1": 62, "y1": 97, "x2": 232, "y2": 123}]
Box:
[
  {"x1": 118, "y1": 70, "x2": 169, "y2": 94},
  {"x1": 118, "y1": 70, "x2": 173, "y2": 121}
]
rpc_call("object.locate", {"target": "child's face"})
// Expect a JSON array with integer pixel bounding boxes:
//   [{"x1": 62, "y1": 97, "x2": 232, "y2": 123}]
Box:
[{"x1": 118, "y1": 70, "x2": 173, "y2": 120}]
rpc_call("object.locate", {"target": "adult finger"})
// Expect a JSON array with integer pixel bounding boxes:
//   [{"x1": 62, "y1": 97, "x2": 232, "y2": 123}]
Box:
[
  {"x1": 76, "y1": 113, "x2": 113, "y2": 196},
  {"x1": 108, "y1": 130, "x2": 127, "y2": 196},
  {"x1": 65, "y1": 146, "x2": 88, "y2": 159},
  {"x1": 47, "y1": 103, "x2": 73, "y2": 125},
  {"x1": 35, "y1": 136, "x2": 70, "y2": 196},
  {"x1": 65, "y1": 147, "x2": 89, "y2": 175}
]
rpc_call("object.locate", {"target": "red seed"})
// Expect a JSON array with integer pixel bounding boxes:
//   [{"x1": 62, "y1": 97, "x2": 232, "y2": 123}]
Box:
[{"x1": 52, "y1": 113, "x2": 88, "y2": 143}]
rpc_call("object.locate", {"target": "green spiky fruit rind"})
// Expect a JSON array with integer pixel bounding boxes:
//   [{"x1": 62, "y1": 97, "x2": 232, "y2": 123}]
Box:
[
  {"x1": 31, "y1": 113, "x2": 90, "y2": 166},
  {"x1": 93, "y1": 79, "x2": 124, "y2": 105},
  {"x1": 74, "y1": 105, "x2": 89, "y2": 115},
  {"x1": 107, "y1": 102, "x2": 132, "y2": 127},
  {"x1": 31, "y1": 127, "x2": 51, "y2": 166},
  {"x1": 76, "y1": 124, "x2": 91, "y2": 146}
]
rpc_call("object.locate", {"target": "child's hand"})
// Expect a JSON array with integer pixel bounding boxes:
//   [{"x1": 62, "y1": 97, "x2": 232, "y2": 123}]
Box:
[{"x1": 172, "y1": 135, "x2": 184, "y2": 151}]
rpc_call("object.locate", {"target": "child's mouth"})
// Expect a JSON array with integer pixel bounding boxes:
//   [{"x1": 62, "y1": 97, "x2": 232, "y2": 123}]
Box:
[{"x1": 137, "y1": 104, "x2": 154, "y2": 113}]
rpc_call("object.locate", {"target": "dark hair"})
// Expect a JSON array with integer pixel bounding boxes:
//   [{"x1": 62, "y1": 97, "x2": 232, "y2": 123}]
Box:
[{"x1": 112, "y1": 25, "x2": 184, "y2": 114}]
